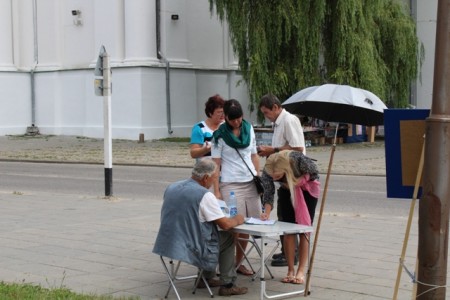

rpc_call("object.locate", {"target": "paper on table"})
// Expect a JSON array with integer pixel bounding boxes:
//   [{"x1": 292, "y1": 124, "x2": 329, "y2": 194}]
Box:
[{"x1": 245, "y1": 217, "x2": 276, "y2": 225}]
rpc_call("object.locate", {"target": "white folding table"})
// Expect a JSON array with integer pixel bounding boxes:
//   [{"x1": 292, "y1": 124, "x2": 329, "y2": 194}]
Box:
[{"x1": 233, "y1": 221, "x2": 313, "y2": 300}]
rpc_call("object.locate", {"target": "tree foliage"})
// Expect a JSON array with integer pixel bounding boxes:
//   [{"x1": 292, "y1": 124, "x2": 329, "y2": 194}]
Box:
[
  {"x1": 209, "y1": 0, "x2": 325, "y2": 111},
  {"x1": 210, "y1": 0, "x2": 420, "y2": 111}
]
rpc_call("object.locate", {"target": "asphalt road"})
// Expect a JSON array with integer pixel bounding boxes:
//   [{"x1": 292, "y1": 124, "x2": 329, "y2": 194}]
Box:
[
  {"x1": 0, "y1": 161, "x2": 429, "y2": 299},
  {"x1": 0, "y1": 161, "x2": 410, "y2": 218}
]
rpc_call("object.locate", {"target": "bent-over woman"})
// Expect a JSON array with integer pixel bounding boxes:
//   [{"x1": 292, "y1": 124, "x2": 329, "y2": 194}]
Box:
[{"x1": 260, "y1": 150, "x2": 320, "y2": 284}]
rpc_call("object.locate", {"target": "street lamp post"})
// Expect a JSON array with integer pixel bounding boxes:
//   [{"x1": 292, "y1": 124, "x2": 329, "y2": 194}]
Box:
[{"x1": 417, "y1": 0, "x2": 450, "y2": 298}]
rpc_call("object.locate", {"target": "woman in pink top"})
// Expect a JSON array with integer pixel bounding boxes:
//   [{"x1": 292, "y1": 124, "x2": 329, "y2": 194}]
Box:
[{"x1": 261, "y1": 150, "x2": 320, "y2": 285}]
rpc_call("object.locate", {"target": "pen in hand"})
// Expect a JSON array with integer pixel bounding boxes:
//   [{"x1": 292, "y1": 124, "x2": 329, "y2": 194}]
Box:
[{"x1": 260, "y1": 207, "x2": 269, "y2": 220}]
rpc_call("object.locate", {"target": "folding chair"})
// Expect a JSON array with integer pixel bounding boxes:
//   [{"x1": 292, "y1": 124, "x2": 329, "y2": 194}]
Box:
[
  {"x1": 236, "y1": 235, "x2": 280, "y2": 281},
  {"x1": 159, "y1": 256, "x2": 214, "y2": 299}
]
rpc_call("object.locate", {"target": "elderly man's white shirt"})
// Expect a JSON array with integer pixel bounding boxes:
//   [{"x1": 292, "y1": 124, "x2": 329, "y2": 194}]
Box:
[{"x1": 199, "y1": 192, "x2": 225, "y2": 222}]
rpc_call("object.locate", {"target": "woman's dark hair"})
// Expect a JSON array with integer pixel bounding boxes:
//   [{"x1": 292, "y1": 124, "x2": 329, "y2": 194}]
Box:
[
  {"x1": 224, "y1": 99, "x2": 243, "y2": 120},
  {"x1": 204, "y1": 94, "x2": 225, "y2": 117}
]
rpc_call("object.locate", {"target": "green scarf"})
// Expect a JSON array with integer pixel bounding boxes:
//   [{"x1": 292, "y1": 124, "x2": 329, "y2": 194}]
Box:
[{"x1": 213, "y1": 119, "x2": 251, "y2": 149}]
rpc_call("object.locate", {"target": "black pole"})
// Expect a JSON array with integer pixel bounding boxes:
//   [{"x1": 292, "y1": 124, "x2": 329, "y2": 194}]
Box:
[{"x1": 105, "y1": 168, "x2": 112, "y2": 196}]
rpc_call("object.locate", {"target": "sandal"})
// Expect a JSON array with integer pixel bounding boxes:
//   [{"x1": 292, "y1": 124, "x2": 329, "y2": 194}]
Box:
[
  {"x1": 291, "y1": 276, "x2": 305, "y2": 285},
  {"x1": 236, "y1": 265, "x2": 254, "y2": 276},
  {"x1": 281, "y1": 276, "x2": 295, "y2": 283}
]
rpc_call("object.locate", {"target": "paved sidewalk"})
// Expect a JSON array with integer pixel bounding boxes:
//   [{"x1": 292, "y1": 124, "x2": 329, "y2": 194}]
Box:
[
  {"x1": 0, "y1": 135, "x2": 445, "y2": 299},
  {"x1": 0, "y1": 135, "x2": 386, "y2": 176}
]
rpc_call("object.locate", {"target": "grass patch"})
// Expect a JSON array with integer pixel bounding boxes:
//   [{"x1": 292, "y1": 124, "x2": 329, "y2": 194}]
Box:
[
  {"x1": 156, "y1": 137, "x2": 190, "y2": 143},
  {"x1": 76, "y1": 136, "x2": 100, "y2": 142},
  {"x1": 6, "y1": 134, "x2": 56, "y2": 140},
  {"x1": 0, "y1": 282, "x2": 138, "y2": 300}
]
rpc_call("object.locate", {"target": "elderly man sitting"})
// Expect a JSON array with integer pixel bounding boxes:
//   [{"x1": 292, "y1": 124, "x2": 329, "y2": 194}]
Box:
[{"x1": 153, "y1": 159, "x2": 248, "y2": 296}]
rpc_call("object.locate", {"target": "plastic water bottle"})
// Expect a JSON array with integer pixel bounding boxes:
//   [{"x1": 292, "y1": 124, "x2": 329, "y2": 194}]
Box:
[{"x1": 229, "y1": 191, "x2": 238, "y2": 217}]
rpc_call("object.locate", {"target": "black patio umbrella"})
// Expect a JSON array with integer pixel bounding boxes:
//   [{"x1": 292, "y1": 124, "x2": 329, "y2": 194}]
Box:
[
  {"x1": 282, "y1": 84, "x2": 387, "y2": 295},
  {"x1": 283, "y1": 83, "x2": 387, "y2": 126}
]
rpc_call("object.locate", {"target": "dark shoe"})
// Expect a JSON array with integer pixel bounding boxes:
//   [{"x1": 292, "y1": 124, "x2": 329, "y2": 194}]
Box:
[
  {"x1": 272, "y1": 252, "x2": 284, "y2": 260},
  {"x1": 197, "y1": 278, "x2": 221, "y2": 289},
  {"x1": 271, "y1": 256, "x2": 298, "y2": 267},
  {"x1": 218, "y1": 285, "x2": 248, "y2": 296},
  {"x1": 271, "y1": 257, "x2": 288, "y2": 266}
]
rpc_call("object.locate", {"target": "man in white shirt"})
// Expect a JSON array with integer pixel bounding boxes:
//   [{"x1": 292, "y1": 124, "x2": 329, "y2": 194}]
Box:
[
  {"x1": 258, "y1": 93, "x2": 305, "y2": 267},
  {"x1": 257, "y1": 94, "x2": 305, "y2": 156}
]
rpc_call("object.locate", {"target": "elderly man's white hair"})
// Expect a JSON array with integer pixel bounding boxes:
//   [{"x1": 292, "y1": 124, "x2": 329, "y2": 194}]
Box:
[{"x1": 192, "y1": 159, "x2": 217, "y2": 179}]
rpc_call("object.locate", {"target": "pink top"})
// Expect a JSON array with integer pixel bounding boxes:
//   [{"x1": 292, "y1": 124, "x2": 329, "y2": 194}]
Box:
[{"x1": 294, "y1": 174, "x2": 320, "y2": 226}]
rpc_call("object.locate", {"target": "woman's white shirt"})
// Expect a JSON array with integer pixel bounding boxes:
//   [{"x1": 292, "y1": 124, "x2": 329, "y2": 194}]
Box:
[{"x1": 211, "y1": 125, "x2": 257, "y2": 183}]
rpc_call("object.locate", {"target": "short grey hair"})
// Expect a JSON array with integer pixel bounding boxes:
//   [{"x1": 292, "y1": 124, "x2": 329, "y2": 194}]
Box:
[
  {"x1": 259, "y1": 93, "x2": 282, "y2": 110},
  {"x1": 192, "y1": 159, "x2": 217, "y2": 179}
]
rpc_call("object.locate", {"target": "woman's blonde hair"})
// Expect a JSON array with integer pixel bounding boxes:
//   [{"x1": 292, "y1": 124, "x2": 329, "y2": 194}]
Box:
[{"x1": 264, "y1": 150, "x2": 298, "y2": 207}]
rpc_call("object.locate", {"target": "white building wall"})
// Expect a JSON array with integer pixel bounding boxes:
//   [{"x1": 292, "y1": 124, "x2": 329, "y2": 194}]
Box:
[
  {"x1": 414, "y1": 0, "x2": 437, "y2": 110},
  {"x1": 93, "y1": 0, "x2": 125, "y2": 65},
  {"x1": 37, "y1": 0, "x2": 62, "y2": 69},
  {"x1": 124, "y1": 0, "x2": 158, "y2": 64},
  {"x1": 0, "y1": 73, "x2": 31, "y2": 134},
  {"x1": 63, "y1": 1, "x2": 96, "y2": 68},
  {"x1": 0, "y1": 0, "x2": 14, "y2": 69},
  {"x1": 0, "y1": 0, "x2": 434, "y2": 139},
  {"x1": 11, "y1": 1, "x2": 35, "y2": 70},
  {"x1": 0, "y1": 0, "x2": 253, "y2": 140},
  {"x1": 163, "y1": 0, "x2": 190, "y2": 66}
]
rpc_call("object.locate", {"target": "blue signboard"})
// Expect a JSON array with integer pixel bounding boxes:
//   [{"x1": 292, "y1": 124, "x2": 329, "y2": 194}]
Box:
[{"x1": 384, "y1": 109, "x2": 430, "y2": 199}]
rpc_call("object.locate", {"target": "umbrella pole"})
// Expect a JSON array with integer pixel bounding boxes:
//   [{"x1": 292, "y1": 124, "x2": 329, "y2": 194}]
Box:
[{"x1": 304, "y1": 124, "x2": 339, "y2": 296}]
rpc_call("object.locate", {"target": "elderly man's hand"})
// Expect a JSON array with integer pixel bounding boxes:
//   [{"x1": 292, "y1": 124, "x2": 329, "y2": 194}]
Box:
[{"x1": 234, "y1": 214, "x2": 245, "y2": 225}]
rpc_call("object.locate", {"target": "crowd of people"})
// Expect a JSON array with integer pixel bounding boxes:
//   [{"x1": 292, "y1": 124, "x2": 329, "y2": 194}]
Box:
[{"x1": 153, "y1": 93, "x2": 320, "y2": 296}]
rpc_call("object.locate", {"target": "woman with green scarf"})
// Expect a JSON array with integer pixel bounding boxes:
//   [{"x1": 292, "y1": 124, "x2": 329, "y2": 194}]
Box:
[{"x1": 212, "y1": 99, "x2": 261, "y2": 276}]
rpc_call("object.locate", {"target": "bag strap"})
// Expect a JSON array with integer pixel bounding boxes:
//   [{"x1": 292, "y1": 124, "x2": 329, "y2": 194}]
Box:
[{"x1": 234, "y1": 148, "x2": 256, "y2": 176}]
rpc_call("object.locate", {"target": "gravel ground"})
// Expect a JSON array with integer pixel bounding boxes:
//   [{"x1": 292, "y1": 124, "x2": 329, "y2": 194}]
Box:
[{"x1": 0, "y1": 134, "x2": 386, "y2": 175}]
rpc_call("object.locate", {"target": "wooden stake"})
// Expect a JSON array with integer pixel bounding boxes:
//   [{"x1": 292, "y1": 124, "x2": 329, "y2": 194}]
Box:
[
  {"x1": 392, "y1": 141, "x2": 425, "y2": 300},
  {"x1": 304, "y1": 125, "x2": 338, "y2": 296}
]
